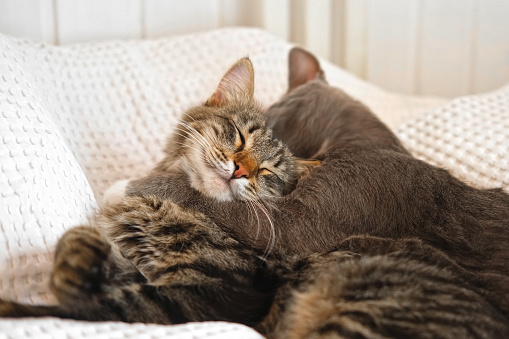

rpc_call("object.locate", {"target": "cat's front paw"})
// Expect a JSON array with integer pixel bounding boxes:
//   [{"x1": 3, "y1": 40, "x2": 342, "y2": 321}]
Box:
[
  {"x1": 103, "y1": 179, "x2": 130, "y2": 206},
  {"x1": 51, "y1": 226, "x2": 111, "y2": 304}
]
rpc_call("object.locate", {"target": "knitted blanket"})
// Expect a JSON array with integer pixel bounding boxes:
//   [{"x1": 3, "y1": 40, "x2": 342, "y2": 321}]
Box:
[{"x1": 0, "y1": 27, "x2": 507, "y2": 338}]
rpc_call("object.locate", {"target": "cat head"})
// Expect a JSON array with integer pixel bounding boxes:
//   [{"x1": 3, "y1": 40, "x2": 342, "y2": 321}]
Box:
[
  {"x1": 164, "y1": 58, "x2": 319, "y2": 202},
  {"x1": 265, "y1": 47, "x2": 332, "y2": 159}
]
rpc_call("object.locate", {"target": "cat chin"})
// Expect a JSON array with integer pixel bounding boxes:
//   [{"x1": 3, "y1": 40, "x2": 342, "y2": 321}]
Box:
[
  {"x1": 189, "y1": 170, "x2": 235, "y2": 202},
  {"x1": 191, "y1": 169, "x2": 255, "y2": 202}
]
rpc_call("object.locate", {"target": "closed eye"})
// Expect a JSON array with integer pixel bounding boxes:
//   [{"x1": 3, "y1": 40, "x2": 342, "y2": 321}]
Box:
[
  {"x1": 234, "y1": 125, "x2": 245, "y2": 152},
  {"x1": 258, "y1": 168, "x2": 273, "y2": 176},
  {"x1": 259, "y1": 167, "x2": 284, "y2": 182},
  {"x1": 248, "y1": 125, "x2": 261, "y2": 134}
]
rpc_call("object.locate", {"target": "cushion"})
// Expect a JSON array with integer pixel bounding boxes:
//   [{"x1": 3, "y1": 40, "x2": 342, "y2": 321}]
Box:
[
  {"x1": 0, "y1": 27, "x2": 505, "y2": 337},
  {"x1": 397, "y1": 86, "x2": 509, "y2": 190}
]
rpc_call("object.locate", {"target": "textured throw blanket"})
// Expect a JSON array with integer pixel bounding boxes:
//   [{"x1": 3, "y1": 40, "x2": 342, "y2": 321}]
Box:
[{"x1": 0, "y1": 27, "x2": 507, "y2": 338}]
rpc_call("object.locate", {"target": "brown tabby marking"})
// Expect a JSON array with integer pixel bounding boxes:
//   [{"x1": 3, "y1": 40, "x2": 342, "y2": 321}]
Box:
[
  {"x1": 0, "y1": 196, "x2": 276, "y2": 325},
  {"x1": 271, "y1": 252, "x2": 509, "y2": 339}
]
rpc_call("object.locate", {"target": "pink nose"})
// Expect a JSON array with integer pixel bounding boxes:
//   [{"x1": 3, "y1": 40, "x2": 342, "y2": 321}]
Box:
[{"x1": 232, "y1": 162, "x2": 249, "y2": 179}]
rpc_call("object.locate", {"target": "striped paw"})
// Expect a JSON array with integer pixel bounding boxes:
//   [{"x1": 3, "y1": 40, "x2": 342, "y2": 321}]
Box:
[{"x1": 50, "y1": 226, "x2": 112, "y2": 304}]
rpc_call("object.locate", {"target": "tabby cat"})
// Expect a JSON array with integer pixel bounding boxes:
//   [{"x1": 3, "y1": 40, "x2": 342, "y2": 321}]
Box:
[
  {"x1": 0, "y1": 57, "x2": 311, "y2": 326},
  {"x1": 1, "y1": 50, "x2": 508, "y2": 338}
]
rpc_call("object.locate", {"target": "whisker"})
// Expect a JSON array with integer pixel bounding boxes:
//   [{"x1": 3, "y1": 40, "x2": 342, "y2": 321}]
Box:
[
  {"x1": 173, "y1": 133, "x2": 215, "y2": 162},
  {"x1": 174, "y1": 141, "x2": 206, "y2": 158},
  {"x1": 173, "y1": 133, "x2": 208, "y2": 154},
  {"x1": 252, "y1": 198, "x2": 276, "y2": 257},
  {"x1": 181, "y1": 111, "x2": 197, "y2": 122},
  {"x1": 174, "y1": 127, "x2": 209, "y2": 151},
  {"x1": 176, "y1": 123, "x2": 228, "y2": 171},
  {"x1": 174, "y1": 129, "x2": 224, "y2": 171},
  {"x1": 178, "y1": 121, "x2": 214, "y2": 150},
  {"x1": 247, "y1": 200, "x2": 261, "y2": 239}
]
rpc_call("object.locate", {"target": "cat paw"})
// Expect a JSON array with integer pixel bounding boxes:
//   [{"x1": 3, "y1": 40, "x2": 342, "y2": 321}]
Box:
[
  {"x1": 103, "y1": 179, "x2": 130, "y2": 206},
  {"x1": 51, "y1": 226, "x2": 112, "y2": 303}
]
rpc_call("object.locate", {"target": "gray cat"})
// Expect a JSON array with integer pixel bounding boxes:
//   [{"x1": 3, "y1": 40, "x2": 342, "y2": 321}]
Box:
[{"x1": 127, "y1": 48, "x2": 509, "y2": 318}]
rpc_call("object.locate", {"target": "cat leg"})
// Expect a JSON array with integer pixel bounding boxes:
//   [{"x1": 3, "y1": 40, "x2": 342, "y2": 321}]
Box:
[
  {"x1": 96, "y1": 195, "x2": 276, "y2": 325},
  {"x1": 0, "y1": 284, "x2": 175, "y2": 323},
  {"x1": 50, "y1": 225, "x2": 145, "y2": 305},
  {"x1": 0, "y1": 226, "x2": 174, "y2": 323},
  {"x1": 0, "y1": 299, "x2": 69, "y2": 318},
  {"x1": 96, "y1": 195, "x2": 220, "y2": 282},
  {"x1": 268, "y1": 253, "x2": 509, "y2": 339}
]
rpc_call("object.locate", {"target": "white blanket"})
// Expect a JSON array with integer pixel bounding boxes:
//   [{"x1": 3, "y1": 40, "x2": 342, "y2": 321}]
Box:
[{"x1": 0, "y1": 27, "x2": 507, "y2": 338}]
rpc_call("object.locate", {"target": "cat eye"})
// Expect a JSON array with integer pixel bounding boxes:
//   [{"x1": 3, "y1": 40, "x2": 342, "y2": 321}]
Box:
[
  {"x1": 233, "y1": 125, "x2": 245, "y2": 152},
  {"x1": 258, "y1": 168, "x2": 273, "y2": 176},
  {"x1": 248, "y1": 125, "x2": 260, "y2": 134}
]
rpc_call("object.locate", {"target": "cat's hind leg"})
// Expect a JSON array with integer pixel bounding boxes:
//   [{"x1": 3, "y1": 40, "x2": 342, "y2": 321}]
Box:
[
  {"x1": 0, "y1": 226, "x2": 120, "y2": 318},
  {"x1": 50, "y1": 225, "x2": 145, "y2": 305},
  {"x1": 0, "y1": 226, "x2": 173, "y2": 323}
]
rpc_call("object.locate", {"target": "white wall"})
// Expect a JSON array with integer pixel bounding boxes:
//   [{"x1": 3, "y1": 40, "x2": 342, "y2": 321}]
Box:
[
  {"x1": 1, "y1": 0, "x2": 508, "y2": 97},
  {"x1": 358, "y1": 0, "x2": 509, "y2": 96}
]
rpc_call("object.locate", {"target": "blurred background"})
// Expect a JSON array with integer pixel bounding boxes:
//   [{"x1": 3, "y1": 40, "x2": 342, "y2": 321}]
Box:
[{"x1": 1, "y1": 0, "x2": 508, "y2": 97}]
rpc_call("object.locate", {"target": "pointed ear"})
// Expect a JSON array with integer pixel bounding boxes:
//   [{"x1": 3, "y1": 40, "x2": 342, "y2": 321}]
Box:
[
  {"x1": 295, "y1": 158, "x2": 322, "y2": 180},
  {"x1": 289, "y1": 47, "x2": 325, "y2": 92},
  {"x1": 206, "y1": 58, "x2": 255, "y2": 107}
]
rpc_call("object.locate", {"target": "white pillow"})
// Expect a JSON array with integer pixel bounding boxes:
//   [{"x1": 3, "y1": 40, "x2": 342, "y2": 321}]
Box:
[
  {"x1": 0, "y1": 35, "x2": 97, "y2": 305},
  {"x1": 397, "y1": 85, "x2": 509, "y2": 191}
]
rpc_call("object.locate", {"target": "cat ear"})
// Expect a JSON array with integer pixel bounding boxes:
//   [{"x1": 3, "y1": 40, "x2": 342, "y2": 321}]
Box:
[
  {"x1": 206, "y1": 58, "x2": 255, "y2": 107},
  {"x1": 295, "y1": 158, "x2": 322, "y2": 180},
  {"x1": 288, "y1": 47, "x2": 325, "y2": 92}
]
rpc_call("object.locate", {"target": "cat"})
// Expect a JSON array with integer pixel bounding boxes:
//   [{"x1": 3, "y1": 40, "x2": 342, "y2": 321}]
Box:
[
  {"x1": 125, "y1": 48, "x2": 509, "y2": 316},
  {"x1": 106, "y1": 57, "x2": 317, "y2": 204},
  {"x1": 1, "y1": 49, "x2": 509, "y2": 338},
  {"x1": 0, "y1": 57, "x2": 315, "y2": 324},
  {"x1": 261, "y1": 236, "x2": 509, "y2": 338},
  {"x1": 0, "y1": 55, "x2": 322, "y2": 324}
]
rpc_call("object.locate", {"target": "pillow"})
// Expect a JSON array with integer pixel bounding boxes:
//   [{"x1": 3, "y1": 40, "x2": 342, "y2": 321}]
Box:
[
  {"x1": 397, "y1": 85, "x2": 509, "y2": 191},
  {"x1": 0, "y1": 319, "x2": 264, "y2": 339},
  {"x1": 0, "y1": 35, "x2": 97, "y2": 305}
]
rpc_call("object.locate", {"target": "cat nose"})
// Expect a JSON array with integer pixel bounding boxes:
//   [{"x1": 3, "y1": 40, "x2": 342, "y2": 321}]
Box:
[{"x1": 232, "y1": 161, "x2": 249, "y2": 179}]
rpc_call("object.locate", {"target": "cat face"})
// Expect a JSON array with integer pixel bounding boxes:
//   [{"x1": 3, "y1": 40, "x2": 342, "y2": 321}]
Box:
[{"x1": 164, "y1": 58, "x2": 317, "y2": 202}]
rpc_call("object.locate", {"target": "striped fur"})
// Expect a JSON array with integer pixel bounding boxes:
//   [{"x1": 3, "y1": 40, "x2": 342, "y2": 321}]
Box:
[
  {"x1": 0, "y1": 196, "x2": 276, "y2": 325},
  {"x1": 267, "y1": 249, "x2": 509, "y2": 338},
  {"x1": 2, "y1": 199, "x2": 507, "y2": 338}
]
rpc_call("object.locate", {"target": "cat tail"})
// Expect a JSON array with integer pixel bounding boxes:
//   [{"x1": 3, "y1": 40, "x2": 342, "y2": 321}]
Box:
[
  {"x1": 0, "y1": 283, "x2": 182, "y2": 324},
  {"x1": 0, "y1": 300, "x2": 71, "y2": 319}
]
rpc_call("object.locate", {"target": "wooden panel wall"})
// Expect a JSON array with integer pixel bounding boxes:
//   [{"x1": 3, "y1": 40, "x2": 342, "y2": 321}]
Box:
[
  {"x1": 0, "y1": 0, "x2": 55, "y2": 42},
  {"x1": 358, "y1": 0, "x2": 509, "y2": 96},
  {"x1": 57, "y1": 0, "x2": 141, "y2": 44},
  {"x1": 474, "y1": 0, "x2": 509, "y2": 93},
  {"x1": 0, "y1": 0, "x2": 508, "y2": 97}
]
